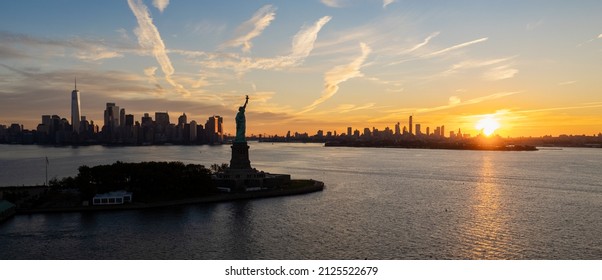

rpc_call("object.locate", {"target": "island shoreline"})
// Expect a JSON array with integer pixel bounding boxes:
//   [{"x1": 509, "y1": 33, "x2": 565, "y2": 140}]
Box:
[{"x1": 12, "y1": 179, "x2": 324, "y2": 215}]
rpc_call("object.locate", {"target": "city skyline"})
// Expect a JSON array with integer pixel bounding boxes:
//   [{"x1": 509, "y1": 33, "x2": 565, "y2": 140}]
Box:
[{"x1": 1, "y1": 1, "x2": 601, "y2": 137}]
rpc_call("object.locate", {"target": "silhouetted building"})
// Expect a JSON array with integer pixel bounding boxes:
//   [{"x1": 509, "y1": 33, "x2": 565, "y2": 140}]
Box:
[
  {"x1": 190, "y1": 120, "x2": 197, "y2": 142},
  {"x1": 178, "y1": 113, "x2": 187, "y2": 126},
  {"x1": 125, "y1": 114, "x2": 134, "y2": 127},
  {"x1": 155, "y1": 112, "x2": 170, "y2": 128},
  {"x1": 104, "y1": 103, "x2": 119, "y2": 128},
  {"x1": 363, "y1": 127, "x2": 371, "y2": 137},
  {"x1": 409, "y1": 115, "x2": 413, "y2": 135},
  {"x1": 205, "y1": 115, "x2": 223, "y2": 144},
  {"x1": 71, "y1": 80, "x2": 81, "y2": 133},
  {"x1": 119, "y1": 108, "x2": 126, "y2": 128}
]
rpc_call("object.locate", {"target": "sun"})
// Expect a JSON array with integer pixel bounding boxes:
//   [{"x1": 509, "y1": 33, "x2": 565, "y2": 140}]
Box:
[{"x1": 476, "y1": 116, "x2": 500, "y2": 136}]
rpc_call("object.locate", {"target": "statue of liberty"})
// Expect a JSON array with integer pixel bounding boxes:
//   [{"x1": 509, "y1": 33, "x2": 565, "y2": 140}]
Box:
[{"x1": 234, "y1": 95, "x2": 249, "y2": 142}]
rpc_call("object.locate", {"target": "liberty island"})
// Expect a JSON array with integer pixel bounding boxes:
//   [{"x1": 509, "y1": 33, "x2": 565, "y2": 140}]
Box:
[{"x1": 0, "y1": 96, "x2": 323, "y2": 215}]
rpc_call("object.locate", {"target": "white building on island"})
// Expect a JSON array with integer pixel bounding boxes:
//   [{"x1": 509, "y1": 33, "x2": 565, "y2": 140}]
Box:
[{"x1": 92, "y1": 191, "x2": 132, "y2": 205}]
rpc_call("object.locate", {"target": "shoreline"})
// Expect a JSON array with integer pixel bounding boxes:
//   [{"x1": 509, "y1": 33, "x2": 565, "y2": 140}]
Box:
[
  {"x1": 324, "y1": 141, "x2": 538, "y2": 151},
  {"x1": 13, "y1": 179, "x2": 324, "y2": 215}
]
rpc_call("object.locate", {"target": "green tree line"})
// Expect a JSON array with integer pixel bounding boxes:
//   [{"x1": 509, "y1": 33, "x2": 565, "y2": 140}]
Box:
[{"x1": 52, "y1": 161, "x2": 215, "y2": 202}]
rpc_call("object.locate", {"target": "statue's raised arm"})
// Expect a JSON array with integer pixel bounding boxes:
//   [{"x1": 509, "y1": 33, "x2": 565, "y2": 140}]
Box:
[
  {"x1": 235, "y1": 95, "x2": 249, "y2": 142},
  {"x1": 243, "y1": 95, "x2": 249, "y2": 109}
]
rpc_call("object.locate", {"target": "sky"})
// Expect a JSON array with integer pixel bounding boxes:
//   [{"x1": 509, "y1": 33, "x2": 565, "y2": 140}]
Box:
[{"x1": 1, "y1": 0, "x2": 601, "y2": 137}]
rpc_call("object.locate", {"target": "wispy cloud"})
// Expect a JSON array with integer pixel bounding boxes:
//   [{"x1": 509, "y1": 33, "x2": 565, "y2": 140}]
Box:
[
  {"x1": 300, "y1": 42, "x2": 372, "y2": 113},
  {"x1": 412, "y1": 91, "x2": 521, "y2": 114},
  {"x1": 526, "y1": 19, "x2": 543, "y2": 31},
  {"x1": 222, "y1": 5, "x2": 276, "y2": 53},
  {"x1": 152, "y1": 0, "x2": 170, "y2": 13},
  {"x1": 288, "y1": 16, "x2": 332, "y2": 61},
  {"x1": 558, "y1": 80, "x2": 577, "y2": 86},
  {"x1": 443, "y1": 56, "x2": 518, "y2": 81},
  {"x1": 203, "y1": 16, "x2": 331, "y2": 73},
  {"x1": 127, "y1": 0, "x2": 189, "y2": 96},
  {"x1": 444, "y1": 57, "x2": 512, "y2": 74},
  {"x1": 371, "y1": 91, "x2": 522, "y2": 122},
  {"x1": 0, "y1": 30, "x2": 128, "y2": 62},
  {"x1": 186, "y1": 20, "x2": 227, "y2": 36},
  {"x1": 383, "y1": 0, "x2": 396, "y2": 8},
  {"x1": 334, "y1": 103, "x2": 376, "y2": 113},
  {"x1": 387, "y1": 32, "x2": 440, "y2": 65},
  {"x1": 507, "y1": 102, "x2": 602, "y2": 114},
  {"x1": 143, "y1": 66, "x2": 164, "y2": 94},
  {"x1": 74, "y1": 46, "x2": 123, "y2": 62},
  {"x1": 426, "y1": 37, "x2": 488, "y2": 57},
  {"x1": 483, "y1": 65, "x2": 518, "y2": 81},
  {"x1": 321, "y1": 0, "x2": 344, "y2": 8},
  {"x1": 598, "y1": 34, "x2": 602, "y2": 39},
  {"x1": 407, "y1": 32, "x2": 440, "y2": 53}
]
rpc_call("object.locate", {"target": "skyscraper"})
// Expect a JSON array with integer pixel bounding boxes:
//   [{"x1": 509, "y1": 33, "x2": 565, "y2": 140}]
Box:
[
  {"x1": 120, "y1": 108, "x2": 126, "y2": 128},
  {"x1": 104, "y1": 103, "x2": 120, "y2": 129},
  {"x1": 71, "y1": 78, "x2": 81, "y2": 133},
  {"x1": 409, "y1": 115, "x2": 413, "y2": 135},
  {"x1": 205, "y1": 115, "x2": 223, "y2": 144}
]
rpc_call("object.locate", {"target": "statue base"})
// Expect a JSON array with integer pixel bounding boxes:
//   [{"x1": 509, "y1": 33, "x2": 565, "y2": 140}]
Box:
[
  {"x1": 213, "y1": 141, "x2": 291, "y2": 192},
  {"x1": 230, "y1": 141, "x2": 251, "y2": 169}
]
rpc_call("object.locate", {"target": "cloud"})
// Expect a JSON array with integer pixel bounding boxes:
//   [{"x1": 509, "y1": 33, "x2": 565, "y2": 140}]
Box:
[
  {"x1": 407, "y1": 32, "x2": 440, "y2": 53},
  {"x1": 372, "y1": 91, "x2": 522, "y2": 122},
  {"x1": 202, "y1": 16, "x2": 331, "y2": 72},
  {"x1": 143, "y1": 66, "x2": 164, "y2": 93},
  {"x1": 387, "y1": 32, "x2": 440, "y2": 65},
  {"x1": 127, "y1": 0, "x2": 189, "y2": 96},
  {"x1": 222, "y1": 5, "x2": 276, "y2": 53},
  {"x1": 186, "y1": 20, "x2": 227, "y2": 36},
  {"x1": 448, "y1": 96, "x2": 461, "y2": 106},
  {"x1": 0, "y1": 30, "x2": 128, "y2": 62},
  {"x1": 335, "y1": 103, "x2": 376, "y2": 113},
  {"x1": 558, "y1": 80, "x2": 577, "y2": 86},
  {"x1": 442, "y1": 56, "x2": 518, "y2": 80},
  {"x1": 512, "y1": 102, "x2": 602, "y2": 114},
  {"x1": 0, "y1": 45, "x2": 30, "y2": 59},
  {"x1": 383, "y1": 0, "x2": 395, "y2": 8},
  {"x1": 300, "y1": 42, "x2": 372, "y2": 113},
  {"x1": 426, "y1": 37, "x2": 488, "y2": 57},
  {"x1": 321, "y1": 0, "x2": 343, "y2": 8},
  {"x1": 445, "y1": 57, "x2": 512, "y2": 74},
  {"x1": 483, "y1": 65, "x2": 518, "y2": 81},
  {"x1": 288, "y1": 16, "x2": 332, "y2": 60},
  {"x1": 526, "y1": 19, "x2": 543, "y2": 31},
  {"x1": 598, "y1": 34, "x2": 602, "y2": 39},
  {"x1": 152, "y1": 0, "x2": 170, "y2": 13},
  {"x1": 74, "y1": 46, "x2": 123, "y2": 62}
]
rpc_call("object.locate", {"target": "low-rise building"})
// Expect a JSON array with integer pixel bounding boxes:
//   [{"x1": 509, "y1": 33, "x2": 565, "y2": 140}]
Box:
[{"x1": 92, "y1": 191, "x2": 132, "y2": 205}]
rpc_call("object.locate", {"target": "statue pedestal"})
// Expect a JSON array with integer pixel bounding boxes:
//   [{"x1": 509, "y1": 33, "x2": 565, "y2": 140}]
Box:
[
  {"x1": 213, "y1": 141, "x2": 292, "y2": 192},
  {"x1": 230, "y1": 141, "x2": 251, "y2": 169}
]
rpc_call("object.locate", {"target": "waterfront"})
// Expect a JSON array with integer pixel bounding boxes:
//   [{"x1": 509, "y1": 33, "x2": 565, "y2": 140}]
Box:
[{"x1": 0, "y1": 143, "x2": 601, "y2": 259}]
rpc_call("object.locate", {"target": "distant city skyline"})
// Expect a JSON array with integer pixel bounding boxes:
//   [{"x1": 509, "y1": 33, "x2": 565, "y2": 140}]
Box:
[{"x1": 1, "y1": 1, "x2": 601, "y2": 137}]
